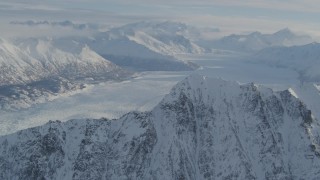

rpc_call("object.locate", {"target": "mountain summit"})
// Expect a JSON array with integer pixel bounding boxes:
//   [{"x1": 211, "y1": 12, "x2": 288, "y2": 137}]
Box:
[{"x1": 0, "y1": 75, "x2": 319, "y2": 179}]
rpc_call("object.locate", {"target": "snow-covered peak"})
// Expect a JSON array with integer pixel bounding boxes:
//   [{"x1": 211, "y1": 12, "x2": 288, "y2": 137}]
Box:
[
  {"x1": 14, "y1": 37, "x2": 113, "y2": 65},
  {"x1": 160, "y1": 75, "x2": 279, "y2": 112},
  {"x1": 0, "y1": 38, "x2": 40, "y2": 67},
  {"x1": 0, "y1": 37, "x2": 130, "y2": 86},
  {"x1": 248, "y1": 31, "x2": 263, "y2": 37},
  {"x1": 78, "y1": 44, "x2": 113, "y2": 65},
  {"x1": 104, "y1": 21, "x2": 205, "y2": 55},
  {"x1": 0, "y1": 38, "x2": 17, "y2": 53},
  {"x1": 176, "y1": 74, "x2": 239, "y2": 93},
  {"x1": 273, "y1": 28, "x2": 295, "y2": 38}
]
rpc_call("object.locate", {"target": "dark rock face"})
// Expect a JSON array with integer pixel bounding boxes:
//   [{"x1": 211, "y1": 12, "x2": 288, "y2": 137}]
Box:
[{"x1": 0, "y1": 75, "x2": 319, "y2": 179}]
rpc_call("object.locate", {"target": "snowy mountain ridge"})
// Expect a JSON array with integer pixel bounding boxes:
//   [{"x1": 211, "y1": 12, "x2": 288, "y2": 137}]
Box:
[
  {"x1": 88, "y1": 21, "x2": 205, "y2": 57},
  {"x1": 0, "y1": 37, "x2": 132, "y2": 110},
  {"x1": 76, "y1": 21, "x2": 204, "y2": 71},
  {"x1": 113, "y1": 21, "x2": 205, "y2": 55},
  {"x1": 200, "y1": 28, "x2": 313, "y2": 53},
  {"x1": 250, "y1": 42, "x2": 320, "y2": 82},
  {"x1": 0, "y1": 37, "x2": 129, "y2": 86},
  {"x1": 84, "y1": 33, "x2": 199, "y2": 71},
  {"x1": 0, "y1": 74, "x2": 319, "y2": 179}
]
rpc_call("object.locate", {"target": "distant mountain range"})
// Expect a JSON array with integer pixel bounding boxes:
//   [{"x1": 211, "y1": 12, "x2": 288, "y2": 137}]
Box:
[
  {"x1": 0, "y1": 75, "x2": 319, "y2": 179},
  {"x1": 249, "y1": 42, "x2": 320, "y2": 82},
  {"x1": 74, "y1": 21, "x2": 204, "y2": 71},
  {"x1": 8, "y1": 20, "x2": 317, "y2": 56},
  {"x1": 199, "y1": 28, "x2": 314, "y2": 52}
]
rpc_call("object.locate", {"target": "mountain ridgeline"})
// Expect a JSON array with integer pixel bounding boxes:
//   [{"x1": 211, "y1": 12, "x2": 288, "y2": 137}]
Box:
[
  {"x1": 0, "y1": 75, "x2": 319, "y2": 179},
  {"x1": 76, "y1": 21, "x2": 203, "y2": 71},
  {"x1": 0, "y1": 38, "x2": 132, "y2": 110},
  {"x1": 250, "y1": 42, "x2": 320, "y2": 82},
  {"x1": 199, "y1": 28, "x2": 313, "y2": 53},
  {"x1": 0, "y1": 38, "x2": 130, "y2": 86}
]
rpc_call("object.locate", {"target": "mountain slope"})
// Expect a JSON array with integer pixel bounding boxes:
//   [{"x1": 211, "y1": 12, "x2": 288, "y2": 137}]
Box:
[
  {"x1": 0, "y1": 75, "x2": 319, "y2": 179},
  {"x1": 83, "y1": 35, "x2": 199, "y2": 71},
  {"x1": 0, "y1": 77, "x2": 85, "y2": 110},
  {"x1": 200, "y1": 28, "x2": 313, "y2": 53},
  {"x1": 290, "y1": 83, "x2": 320, "y2": 120},
  {"x1": 0, "y1": 37, "x2": 132, "y2": 110},
  {"x1": 75, "y1": 21, "x2": 202, "y2": 71},
  {"x1": 107, "y1": 21, "x2": 205, "y2": 55},
  {"x1": 0, "y1": 38, "x2": 130, "y2": 86},
  {"x1": 250, "y1": 42, "x2": 320, "y2": 82}
]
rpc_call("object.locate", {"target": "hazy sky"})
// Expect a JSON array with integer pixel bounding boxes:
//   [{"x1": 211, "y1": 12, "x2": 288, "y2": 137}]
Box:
[{"x1": 1, "y1": 0, "x2": 320, "y2": 38}]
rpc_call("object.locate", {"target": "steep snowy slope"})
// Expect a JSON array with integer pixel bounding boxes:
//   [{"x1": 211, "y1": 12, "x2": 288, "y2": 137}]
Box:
[
  {"x1": 0, "y1": 37, "x2": 132, "y2": 110},
  {"x1": 0, "y1": 38, "x2": 45, "y2": 85},
  {"x1": 0, "y1": 38, "x2": 129, "y2": 86},
  {"x1": 107, "y1": 21, "x2": 205, "y2": 55},
  {"x1": 0, "y1": 75, "x2": 319, "y2": 179},
  {"x1": 291, "y1": 83, "x2": 320, "y2": 120},
  {"x1": 74, "y1": 21, "x2": 202, "y2": 71},
  {"x1": 82, "y1": 35, "x2": 199, "y2": 71},
  {"x1": 200, "y1": 28, "x2": 313, "y2": 53},
  {"x1": 250, "y1": 42, "x2": 320, "y2": 82},
  {"x1": 16, "y1": 38, "x2": 129, "y2": 81}
]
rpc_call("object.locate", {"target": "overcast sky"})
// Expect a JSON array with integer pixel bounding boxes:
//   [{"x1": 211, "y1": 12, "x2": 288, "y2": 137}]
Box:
[{"x1": 1, "y1": 0, "x2": 320, "y2": 38}]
